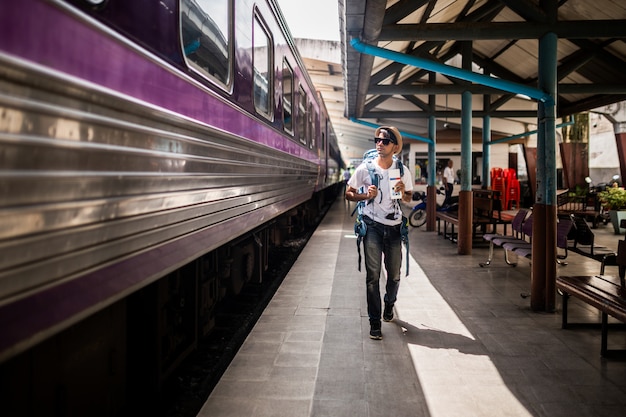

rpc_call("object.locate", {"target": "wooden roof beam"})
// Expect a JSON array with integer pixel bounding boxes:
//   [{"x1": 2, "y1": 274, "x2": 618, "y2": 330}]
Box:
[{"x1": 379, "y1": 21, "x2": 626, "y2": 41}]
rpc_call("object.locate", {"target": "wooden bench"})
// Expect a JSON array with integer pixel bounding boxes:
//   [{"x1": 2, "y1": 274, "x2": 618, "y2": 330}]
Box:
[
  {"x1": 565, "y1": 214, "x2": 617, "y2": 274},
  {"x1": 435, "y1": 210, "x2": 459, "y2": 242},
  {"x1": 435, "y1": 189, "x2": 514, "y2": 243},
  {"x1": 557, "y1": 191, "x2": 601, "y2": 228},
  {"x1": 557, "y1": 240, "x2": 626, "y2": 357},
  {"x1": 473, "y1": 189, "x2": 510, "y2": 236}
]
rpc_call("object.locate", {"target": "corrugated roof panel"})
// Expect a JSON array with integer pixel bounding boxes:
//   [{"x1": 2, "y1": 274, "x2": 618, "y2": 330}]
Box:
[
  {"x1": 493, "y1": 40, "x2": 539, "y2": 80},
  {"x1": 559, "y1": 1, "x2": 626, "y2": 20}
]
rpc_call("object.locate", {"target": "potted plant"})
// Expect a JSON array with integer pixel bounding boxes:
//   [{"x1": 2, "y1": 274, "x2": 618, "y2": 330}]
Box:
[{"x1": 598, "y1": 186, "x2": 626, "y2": 234}]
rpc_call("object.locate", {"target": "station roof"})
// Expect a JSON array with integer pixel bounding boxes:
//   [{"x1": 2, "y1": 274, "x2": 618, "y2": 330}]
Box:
[{"x1": 336, "y1": 0, "x2": 626, "y2": 160}]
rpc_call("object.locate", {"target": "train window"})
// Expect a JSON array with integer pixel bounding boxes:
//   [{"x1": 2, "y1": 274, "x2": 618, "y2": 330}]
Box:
[
  {"x1": 298, "y1": 86, "x2": 307, "y2": 145},
  {"x1": 282, "y1": 60, "x2": 293, "y2": 133},
  {"x1": 253, "y1": 14, "x2": 272, "y2": 117},
  {"x1": 180, "y1": 0, "x2": 232, "y2": 87},
  {"x1": 322, "y1": 119, "x2": 328, "y2": 153},
  {"x1": 313, "y1": 113, "x2": 322, "y2": 148},
  {"x1": 283, "y1": 60, "x2": 293, "y2": 132},
  {"x1": 308, "y1": 102, "x2": 315, "y2": 149}
]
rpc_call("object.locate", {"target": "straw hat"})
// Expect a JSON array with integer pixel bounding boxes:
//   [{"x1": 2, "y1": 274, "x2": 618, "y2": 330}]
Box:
[{"x1": 375, "y1": 126, "x2": 403, "y2": 155}]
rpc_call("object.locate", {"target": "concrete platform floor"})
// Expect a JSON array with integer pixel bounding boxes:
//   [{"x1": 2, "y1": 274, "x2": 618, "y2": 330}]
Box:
[{"x1": 199, "y1": 199, "x2": 626, "y2": 417}]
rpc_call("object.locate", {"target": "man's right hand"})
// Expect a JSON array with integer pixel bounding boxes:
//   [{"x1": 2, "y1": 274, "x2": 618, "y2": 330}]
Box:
[{"x1": 366, "y1": 185, "x2": 378, "y2": 200}]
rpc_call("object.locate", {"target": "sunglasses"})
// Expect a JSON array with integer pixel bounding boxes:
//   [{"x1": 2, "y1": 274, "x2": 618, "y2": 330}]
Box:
[{"x1": 374, "y1": 138, "x2": 395, "y2": 146}]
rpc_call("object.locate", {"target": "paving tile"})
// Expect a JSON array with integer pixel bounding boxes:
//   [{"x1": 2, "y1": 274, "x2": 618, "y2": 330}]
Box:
[
  {"x1": 310, "y1": 399, "x2": 367, "y2": 417},
  {"x1": 253, "y1": 399, "x2": 312, "y2": 417}
]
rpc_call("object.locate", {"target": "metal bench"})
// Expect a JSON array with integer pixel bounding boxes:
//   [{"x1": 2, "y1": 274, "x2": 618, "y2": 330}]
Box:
[
  {"x1": 479, "y1": 213, "x2": 573, "y2": 267},
  {"x1": 479, "y1": 209, "x2": 529, "y2": 267},
  {"x1": 565, "y1": 214, "x2": 617, "y2": 274}
]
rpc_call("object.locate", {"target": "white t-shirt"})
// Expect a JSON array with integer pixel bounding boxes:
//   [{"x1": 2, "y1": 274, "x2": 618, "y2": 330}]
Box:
[
  {"x1": 348, "y1": 159, "x2": 413, "y2": 226},
  {"x1": 443, "y1": 166, "x2": 455, "y2": 184}
]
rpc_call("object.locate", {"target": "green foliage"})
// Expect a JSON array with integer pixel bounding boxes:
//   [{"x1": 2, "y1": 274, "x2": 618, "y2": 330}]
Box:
[
  {"x1": 569, "y1": 185, "x2": 588, "y2": 197},
  {"x1": 598, "y1": 187, "x2": 626, "y2": 211}
]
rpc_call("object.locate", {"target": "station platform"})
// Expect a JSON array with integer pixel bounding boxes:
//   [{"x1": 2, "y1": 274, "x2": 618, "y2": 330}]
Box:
[{"x1": 198, "y1": 198, "x2": 626, "y2": 417}]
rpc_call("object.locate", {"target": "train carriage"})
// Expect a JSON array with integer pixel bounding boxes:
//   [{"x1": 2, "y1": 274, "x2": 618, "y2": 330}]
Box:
[{"x1": 0, "y1": 0, "x2": 342, "y2": 413}]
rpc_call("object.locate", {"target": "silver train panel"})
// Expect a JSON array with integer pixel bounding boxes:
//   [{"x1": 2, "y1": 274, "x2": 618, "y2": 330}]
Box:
[{"x1": 0, "y1": 54, "x2": 317, "y2": 304}]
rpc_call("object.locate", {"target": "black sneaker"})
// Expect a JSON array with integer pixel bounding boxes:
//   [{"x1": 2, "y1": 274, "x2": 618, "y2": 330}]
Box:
[
  {"x1": 383, "y1": 303, "x2": 394, "y2": 322},
  {"x1": 369, "y1": 320, "x2": 382, "y2": 340}
]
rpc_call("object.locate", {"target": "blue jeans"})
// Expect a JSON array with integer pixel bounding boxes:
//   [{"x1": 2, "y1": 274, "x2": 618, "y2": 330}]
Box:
[{"x1": 363, "y1": 216, "x2": 402, "y2": 322}]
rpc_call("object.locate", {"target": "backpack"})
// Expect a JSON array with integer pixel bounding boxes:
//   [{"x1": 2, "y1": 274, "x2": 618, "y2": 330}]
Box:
[{"x1": 351, "y1": 150, "x2": 410, "y2": 276}]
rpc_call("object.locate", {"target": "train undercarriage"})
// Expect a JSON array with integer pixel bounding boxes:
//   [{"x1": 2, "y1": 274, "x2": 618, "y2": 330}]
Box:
[{"x1": 0, "y1": 186, "x2": 340, "y2": 417}]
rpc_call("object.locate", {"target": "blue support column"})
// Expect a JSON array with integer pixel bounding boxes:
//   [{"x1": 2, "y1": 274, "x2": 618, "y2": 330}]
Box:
[
  {"x1": 458, "y1": 90, "x2": 473, "y2": 254},
  {"x1": 426, "y1": 71, "x2": 438, "y2": 231},
  {"x1": 482, "y1": 116, "x2": 491, "y2": 189},
  {"x1": 461, "y1": 91, "x2": 473, "y2": 192},
  {"x1": 531, "y1": 31, "x2": 558, "y2": 312},
  {"x1": 427, "y1": 115, "x2": 437, "y2": 231},
  {"x1": 458, "y1": 41, "x2": 475, "y2": 255},
  {"x1": 428, "y1": 118, "x2": 436, "y2": 187}
]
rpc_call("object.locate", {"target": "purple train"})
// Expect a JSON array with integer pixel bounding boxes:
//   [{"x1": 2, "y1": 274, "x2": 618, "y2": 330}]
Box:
[{"x1": 0, "y1": 0, "x2": 343, "y2": 413}]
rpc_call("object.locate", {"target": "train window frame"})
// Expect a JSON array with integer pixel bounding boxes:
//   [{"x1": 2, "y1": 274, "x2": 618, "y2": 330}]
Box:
[
  {"x1": 308, "y1": 101, "x2": 315, "y2": 149},
  {"x1": 322, "y1": 119, "x2": 328, "y2": 153},
  {"x1": 252, "y1": 11, "x2": 273, "y2": 120},
  {"x1": 282, "y1": 59, "x2": 294, "y2": 135},
  {"x1": 298, "y1": 85, "x2": 307, "y2": 146},
  {"x1": 180, "y1": 0, "x2": 233, "y2": 90}
]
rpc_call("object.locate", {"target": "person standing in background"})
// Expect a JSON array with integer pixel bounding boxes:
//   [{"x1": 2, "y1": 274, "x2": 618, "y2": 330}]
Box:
[
  {"x1": 442, "y1": 159, "x2": 455, "y2": 205},
  {"x1": 343, "y1": 168, "x2": 351, "y2": 192}
]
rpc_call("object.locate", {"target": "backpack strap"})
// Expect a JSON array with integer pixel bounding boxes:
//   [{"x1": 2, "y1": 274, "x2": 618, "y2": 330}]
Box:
[
  {"x1": 352, "y1": 158, "x2": 378, "y2": 272},
  {"x1": 395, "y1": 159, "x2": 409, "y2": 276},
  {"x1": 400, "y1": 214, "x2": 409, "y2": 276},
  {"x1": 395, "y1": 157, "x2": 404, "y2": 177},
  {"x1": 352, "y1": 196, "x2": 368, "y2": 272},
  {"x1": 365, "y1": 158, "x2": 379, "y2": 204}
]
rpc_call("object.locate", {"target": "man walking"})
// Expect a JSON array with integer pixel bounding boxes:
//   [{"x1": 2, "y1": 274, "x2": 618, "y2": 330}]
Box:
[{"x1": 345, "y1": 126, "x2": 413, "y2": 340}]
